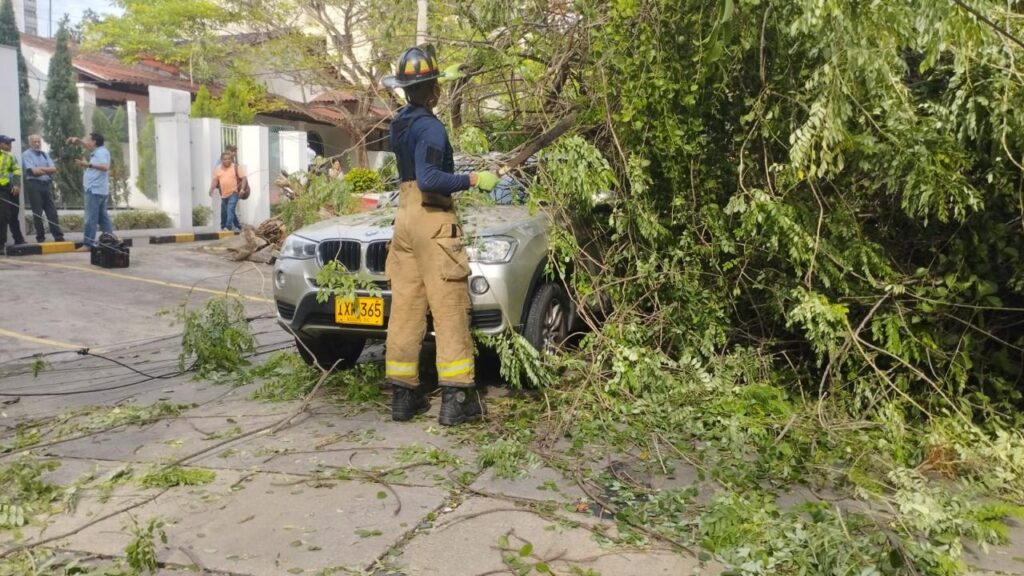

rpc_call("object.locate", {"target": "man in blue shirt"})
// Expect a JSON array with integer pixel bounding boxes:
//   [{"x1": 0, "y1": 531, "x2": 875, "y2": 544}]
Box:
[
  {"x1": 381, "y1": 45, "x2": 499, "y2": 426},
  {"x1": 67, "y1": 132, "x2": 114, "y2": 251},
  {"x1": 22, "y1": 134, "x2": 65, "y2": 243}
]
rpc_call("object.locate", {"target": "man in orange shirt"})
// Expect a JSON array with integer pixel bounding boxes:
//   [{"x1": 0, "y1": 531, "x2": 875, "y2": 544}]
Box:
[{"x1": 209, "y1": 151, "x2": 247, "y2": 232}]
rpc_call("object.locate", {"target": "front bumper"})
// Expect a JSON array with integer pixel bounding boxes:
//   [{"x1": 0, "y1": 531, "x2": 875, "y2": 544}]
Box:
[
  {"x1": 275, "y1": 289, "x2": 508, "y2": 340},
  {"x1": 273, "y1": 256, "x2": 513, "y2": 340}
]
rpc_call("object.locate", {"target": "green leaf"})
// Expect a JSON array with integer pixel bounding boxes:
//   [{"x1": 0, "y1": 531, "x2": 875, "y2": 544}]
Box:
[
  {"x1": 519, "y1": 543, "x2": 533, "y2": 557},
  {"x1": 720, "y1": 0, "x2": 734, "y2": 23}
]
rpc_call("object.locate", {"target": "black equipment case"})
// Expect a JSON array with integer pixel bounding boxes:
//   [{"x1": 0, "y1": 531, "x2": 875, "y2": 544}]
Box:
[{"x1": 90, "y1": 233, "x2": 130, "y2": 268}]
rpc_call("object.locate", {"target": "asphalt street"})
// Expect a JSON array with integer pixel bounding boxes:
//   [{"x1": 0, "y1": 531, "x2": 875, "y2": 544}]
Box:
[
  {"x1": 0, "y1": 244, "x2": 720, "y2": 575},
  {"x1": 0, "y1": 244, "x2": 1020, "y2": 575},
  {"x1": 0, "y1": 243, "x2": 275, "y2": 362}
]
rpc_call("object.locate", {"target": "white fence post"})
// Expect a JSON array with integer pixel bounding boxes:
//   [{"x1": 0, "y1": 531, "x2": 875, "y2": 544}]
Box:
[
  {"x1": 77, "y1": 83, "x2": 97, "y2": 133},
  {"x1": 189, "y1": 118, "x2": 222, "y2": 227},
  {"x1": 125, "y1": 101, "x2": 154, "y2": 209},
  {"x1": 236, "y1": 125, "x2": 270, "y2": 227},
  {"x1": 279, "y1": 130, "x2": 307, "y2": 176},
  {"x1": 149, "y1": 87, "x2": 193, "y2": 229}
]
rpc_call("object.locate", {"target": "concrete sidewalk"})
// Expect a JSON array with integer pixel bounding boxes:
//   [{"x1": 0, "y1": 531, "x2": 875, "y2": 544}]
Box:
[
  {"x1": 2, "y1": 245, "x2": 1020, "y2": 576},
  {"x1": 0, "y1": 335, "x2": 719, "y2": 576}
]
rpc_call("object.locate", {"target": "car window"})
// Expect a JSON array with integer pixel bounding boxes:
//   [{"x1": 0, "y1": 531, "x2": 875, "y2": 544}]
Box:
[{"x1": 490, "y1": 175, "x2": 527, "y2": 205}]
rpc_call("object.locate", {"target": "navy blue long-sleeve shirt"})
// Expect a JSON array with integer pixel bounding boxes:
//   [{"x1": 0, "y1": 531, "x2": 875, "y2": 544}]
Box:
[{"x1": 390, "y1": 105, "x2": 471, "y2": 196}]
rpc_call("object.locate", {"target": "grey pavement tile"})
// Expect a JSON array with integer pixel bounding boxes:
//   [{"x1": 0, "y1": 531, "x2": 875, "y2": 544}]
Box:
[
  {"x1": 395, "y1": 495, "x2": 723, "y2": 576},
  {"x1": 53, "y1": 468, "x2": 448, "y2": 576},
  {"x1": 471, "y1": 465, "x2": 585, "y2": 504},
  {"x1": 191, "y1": 409, "x2": 474, "y2": 486},
  {"x1": 42, "y1": 413, "x2": 286, "y2": 464},
  {"x1": 965, "y1": 518, "x2": 1024, "y2": 575}
]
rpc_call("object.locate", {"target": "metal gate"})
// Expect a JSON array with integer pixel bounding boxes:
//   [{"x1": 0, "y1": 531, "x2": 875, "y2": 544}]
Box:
[{"x1": 221, "y1": 124, "x2": 239, "y2": 149}]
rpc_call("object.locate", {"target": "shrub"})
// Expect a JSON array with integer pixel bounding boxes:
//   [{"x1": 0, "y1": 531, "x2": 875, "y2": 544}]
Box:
[
  {"x1": 60, "y1": 214, "x2": 84, "y2": 232},
  {"x1": 192, "y1": 205, "x2": 212, "y2": 227},
  {"x1": 112, "y1": 210, "x2": 172, "y2": 230},
  {"x1": 343, "y1": 167, "x2": 383, "y2": 194},
  {"x1": 278, "y1": 173, "x2": 357, "y2": 232},
  {"x1": 27, "y1": 214, "x2": 85, "y2": 234}
]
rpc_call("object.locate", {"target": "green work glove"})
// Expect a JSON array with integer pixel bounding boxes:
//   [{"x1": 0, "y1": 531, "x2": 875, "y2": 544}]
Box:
[
  {"x1": 475, "y1": 171, "x2": 499, "y2": 192},
  {"x1": 439, "y1": 64, "x2": 466, "y2": 84}
]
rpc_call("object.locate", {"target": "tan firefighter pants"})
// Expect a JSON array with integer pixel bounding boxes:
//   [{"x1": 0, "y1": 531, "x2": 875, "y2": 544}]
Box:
[{"x1": 385, "y1": 182, "x2": 474, "y2": 389}]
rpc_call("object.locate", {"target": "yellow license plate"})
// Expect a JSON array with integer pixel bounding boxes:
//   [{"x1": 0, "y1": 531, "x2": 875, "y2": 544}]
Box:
[{"x1": 335, "y1": 296, "x2": 385, "y2": 326}]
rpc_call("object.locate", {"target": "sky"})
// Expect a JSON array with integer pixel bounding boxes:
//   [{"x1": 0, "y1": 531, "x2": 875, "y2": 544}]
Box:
[{"x1": 37, "y1": 0, "x2": 122, "y2": 37}]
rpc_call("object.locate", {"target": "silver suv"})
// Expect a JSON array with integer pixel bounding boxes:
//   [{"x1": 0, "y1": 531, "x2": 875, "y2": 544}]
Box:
[{"x1": 272, "y1": 178, "x2": 577, "y2": 369}]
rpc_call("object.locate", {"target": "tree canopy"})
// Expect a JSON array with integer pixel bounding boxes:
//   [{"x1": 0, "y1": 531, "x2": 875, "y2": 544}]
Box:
[{"x1": 42, "y1": 20, "x2": 85, "y2": 207}]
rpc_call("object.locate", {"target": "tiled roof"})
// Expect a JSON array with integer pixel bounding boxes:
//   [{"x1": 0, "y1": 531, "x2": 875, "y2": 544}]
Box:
[
  {"x1": 310, "y1": 90, "x2": 359, "y2": 103},
  {"x1": 21, "y1": 34, "x2": 205, "y2": 94}
]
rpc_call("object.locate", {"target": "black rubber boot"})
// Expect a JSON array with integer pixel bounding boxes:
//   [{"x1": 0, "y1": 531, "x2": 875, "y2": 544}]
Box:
[
  {"x1": 438, "y1": 386, "x2": 486, "y2": 426},
  {"x1": 391, "y1": 385, "x2": 429, "y2": 422}
]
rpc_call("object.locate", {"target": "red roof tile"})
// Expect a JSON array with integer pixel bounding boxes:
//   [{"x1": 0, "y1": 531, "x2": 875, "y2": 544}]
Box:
[
  {"x1": 21, "y1": 34, "x2": 206, "y2": 95},
  {"x1": 310, "y1": 90, "x2": 358, "y2": 103}
]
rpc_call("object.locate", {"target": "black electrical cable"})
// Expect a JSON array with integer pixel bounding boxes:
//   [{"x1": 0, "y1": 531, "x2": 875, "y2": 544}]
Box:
[{"x1": 0, "y1": 342, "x2": 293, "y2": 398}]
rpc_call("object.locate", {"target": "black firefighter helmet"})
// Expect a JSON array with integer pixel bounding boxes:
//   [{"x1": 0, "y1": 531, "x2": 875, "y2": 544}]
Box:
[{"x1": 383, "y1": 45, "x2": 442, "y2": 89}]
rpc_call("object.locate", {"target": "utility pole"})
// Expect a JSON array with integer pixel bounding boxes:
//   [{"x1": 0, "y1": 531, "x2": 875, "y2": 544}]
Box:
[{"x1": 416, "y1": 0, "x2": 427, "y2": 45}]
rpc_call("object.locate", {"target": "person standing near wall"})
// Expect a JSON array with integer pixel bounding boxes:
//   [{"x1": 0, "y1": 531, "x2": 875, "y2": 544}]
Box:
[
  {"x1": 67, "y1": 132, "x2": 115, "y2": 252},
  {"x1": 22, "y1": 134, "x2": 65, "y2": 243},
  {"x1": 0, "y1": 135, "x2": 26, "y2": 248},
  {"x1": 209, "y1": 151, "x2": 246, "y2": 233}
]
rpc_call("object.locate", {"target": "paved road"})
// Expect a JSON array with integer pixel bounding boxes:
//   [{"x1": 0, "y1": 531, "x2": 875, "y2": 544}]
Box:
[
  {"x1": 0, "y1": 244, "x2": 717, "y2": 575},
  {"x1": 0, "y1": 244, "x2": 275, "y2": 362},
  {"x1": 1, "y1": 245, "x2": 1020, "y2": 575}
]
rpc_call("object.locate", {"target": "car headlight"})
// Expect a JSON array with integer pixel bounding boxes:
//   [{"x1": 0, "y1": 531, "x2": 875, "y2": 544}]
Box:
[
  {"x1": 280, "y1": 235, "x2": 317, "y2": 260},
  {"x1": 465, "y1": 236, "x2": 517, "y2": 264}
]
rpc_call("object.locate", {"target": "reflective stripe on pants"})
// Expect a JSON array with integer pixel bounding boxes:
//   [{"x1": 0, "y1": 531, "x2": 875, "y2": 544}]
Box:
[{"x1": 385, "y1": 181, "x2": 474, "y2": 389}]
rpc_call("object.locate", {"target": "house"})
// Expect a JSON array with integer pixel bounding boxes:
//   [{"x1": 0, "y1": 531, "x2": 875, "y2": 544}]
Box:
[{"x1": 21, "y1": 33, "x2": 391, "y2": 170}]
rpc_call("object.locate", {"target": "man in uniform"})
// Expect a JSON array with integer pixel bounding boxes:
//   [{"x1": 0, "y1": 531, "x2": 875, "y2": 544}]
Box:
[
  {"x1": 22, "y1": 134, "x2": 64, "y2": 243},
  {"x1": 0, "y1": 135, "x2": 26, "y2": 248},
  {"x1": 382, "y1": 45, "x2": 499, "y2": 425}
]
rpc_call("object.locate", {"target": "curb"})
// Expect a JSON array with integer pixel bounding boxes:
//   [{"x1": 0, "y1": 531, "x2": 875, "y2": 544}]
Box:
[
  {"x1": 149, "y1": 231, "x2": 238, "y2": 245},
  {"x1": 3, "y1": 238, "x2": 135, "y2": 257}
]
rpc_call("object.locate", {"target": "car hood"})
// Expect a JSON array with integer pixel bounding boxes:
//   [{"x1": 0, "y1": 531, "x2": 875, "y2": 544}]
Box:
[{"x1": 293, "y1": 205, "x2": 547, "y2": 243}]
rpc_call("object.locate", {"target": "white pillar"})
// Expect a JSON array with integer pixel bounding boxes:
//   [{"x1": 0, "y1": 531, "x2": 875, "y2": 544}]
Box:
[
  {"x1": 125, "y1": 101, "x2": 143, "y2": 206},
  {"x1": 236, "y1": 125, "x2": 270, "y2": 227},
  {"x1": 278, "y1": 130, "x2": 307, "y2": 176},
  {"x1": 0, "y1": 47, "x2": 25, "y2": 235},
  {"x1": 149, "y1": 87, "x2": 193, "y2": 229},
  {"x1": 77, "y1": 83, "x2": 98, "y2": 133},
  {"x1": 189, "y1": 118, "x2": 222, "y2": 227}
]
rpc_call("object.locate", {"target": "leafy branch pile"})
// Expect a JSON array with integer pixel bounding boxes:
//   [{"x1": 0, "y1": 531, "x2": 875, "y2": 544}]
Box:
[{"x1": 436, "y1": 0, "x2": 1024, "y2": 573}]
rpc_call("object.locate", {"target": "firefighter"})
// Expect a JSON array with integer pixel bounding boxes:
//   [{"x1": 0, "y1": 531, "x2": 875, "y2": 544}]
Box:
[{"x1": 382, "y1": 45, "x2": 499, "y2": 425}]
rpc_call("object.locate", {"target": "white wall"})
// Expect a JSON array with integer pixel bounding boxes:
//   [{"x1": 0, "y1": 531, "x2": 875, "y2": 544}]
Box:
[
  {"x1": 189, "y1": 118, "x2": 222, "y2": 226},
  {"x1": 77, "y1": 83, "x2": 97, "y2": 133},
  {"x1": 150, "y1": 87, "x2": 193, "y2": 228},
  {"x1": 236, "y1": 125, "x2": 270, "y2": 226},
  {"x1": 1, "y1": 46, "x2": 26, "y2": 230},
  {"x1": 278, "y1": 130, "x2": 307, "y2": 176},
  {"x1": 253, "y1": 115, "x2": 353, "y2": 165},
  {"x1": 21, "y1": 42, "x2": 49, "y2": 105}
]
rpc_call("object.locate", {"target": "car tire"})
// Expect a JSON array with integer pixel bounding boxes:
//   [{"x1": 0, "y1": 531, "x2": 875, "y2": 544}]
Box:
[
  {"x1": 295, "y1": 334, "x2": 366, "y2": 371},
  {"x1": 523, "y1": 282, "x2": 570, "y2": 355}
]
